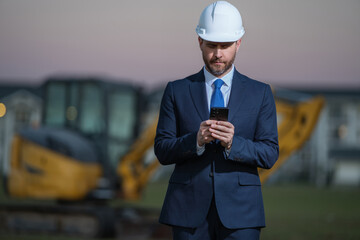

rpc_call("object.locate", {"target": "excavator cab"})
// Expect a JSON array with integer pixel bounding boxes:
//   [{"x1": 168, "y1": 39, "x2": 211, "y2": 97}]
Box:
[{"x1": 8, "y1": 77, "x2": 144, "y2": 200}]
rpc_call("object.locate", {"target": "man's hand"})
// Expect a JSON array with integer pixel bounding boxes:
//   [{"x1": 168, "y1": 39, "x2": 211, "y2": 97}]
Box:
[
  {"x1": 197, "y1": 120, "x2": 216, "y2": 146},
  {"x1": 209, "y1": 121, "x2": 234, "y2": 149}
]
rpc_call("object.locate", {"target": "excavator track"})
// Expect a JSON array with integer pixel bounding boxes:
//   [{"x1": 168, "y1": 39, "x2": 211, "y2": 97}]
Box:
[
  {"x1": 0, "y1": 203, "x2": 115, "y2": 238},
  {"x1": 0, "y1": 203, "x2": 168, "y2": 239}
]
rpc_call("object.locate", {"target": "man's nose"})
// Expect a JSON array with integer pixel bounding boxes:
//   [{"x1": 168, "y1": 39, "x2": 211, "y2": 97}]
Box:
[{"x1": 214, "y1": 48, "x2": 222, "y2": 58}]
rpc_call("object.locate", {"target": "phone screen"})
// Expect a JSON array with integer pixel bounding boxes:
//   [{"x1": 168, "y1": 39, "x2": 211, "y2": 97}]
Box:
[{"x1": 209, "y1": 107, "x2": 229, "y2": 121}]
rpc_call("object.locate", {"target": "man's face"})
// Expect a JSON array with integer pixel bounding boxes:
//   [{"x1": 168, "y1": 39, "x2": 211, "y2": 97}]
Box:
[{"x1": 199, "y1": 38, "x2": 241, "y2": 78}]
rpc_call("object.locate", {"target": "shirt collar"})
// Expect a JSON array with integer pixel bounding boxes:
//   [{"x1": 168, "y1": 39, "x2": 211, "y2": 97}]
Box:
[{"x1": 203, "y1": 65, "x2": 234, "y2": 88}]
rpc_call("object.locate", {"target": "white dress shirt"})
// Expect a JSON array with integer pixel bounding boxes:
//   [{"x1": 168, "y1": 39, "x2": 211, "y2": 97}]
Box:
[
  {"x1": 197, "y1": 65, "x2": 235, "y2": 156},
  {"x1": 204, "y1": 65, "x2": 234, "y2": 111}
]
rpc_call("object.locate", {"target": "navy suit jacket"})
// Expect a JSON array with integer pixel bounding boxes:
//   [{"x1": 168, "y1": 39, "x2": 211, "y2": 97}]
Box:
[{"x1": 154, "y1": 69, "x2": 279, "y2": 229}]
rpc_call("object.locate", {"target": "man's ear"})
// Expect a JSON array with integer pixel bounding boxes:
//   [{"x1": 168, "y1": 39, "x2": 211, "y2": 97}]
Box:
[
  {"x1": 198, "y1": 37, "x2": 203, "y2": 47},
  {"x1": 235, "y1": 39, "x2": 241, "y2": 51}
]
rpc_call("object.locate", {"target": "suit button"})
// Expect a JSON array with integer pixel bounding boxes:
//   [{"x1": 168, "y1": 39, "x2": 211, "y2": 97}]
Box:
[{"x1": 209, "y1": 172, "x2": 214, "y2": 177}]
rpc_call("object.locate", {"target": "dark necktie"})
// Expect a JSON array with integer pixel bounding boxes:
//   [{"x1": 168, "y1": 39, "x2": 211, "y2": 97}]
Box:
[{"x1": 210, "y1": 79, "x2": 224, "y2": 108}]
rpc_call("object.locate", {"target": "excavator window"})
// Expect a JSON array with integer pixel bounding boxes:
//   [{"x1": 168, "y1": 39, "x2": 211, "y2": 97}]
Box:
[
  {"x1": 107, "y1": 89, "x2": 138, "y2": 167},
  {"x1": 44, "y1": 81, "x2": 106, "y2": 135},
  {"x1": 43, "y1": 78, "x2": 143, "y2": 170},
  {"x1": 108, "y1": 91, "x2": 136, "y2": 140},
  {"x1": 79, "y1": 83, "x2": 105, "y2": 134},
  {"x1": 44, "y1": 82, "x2": 66, "y2": 127}
]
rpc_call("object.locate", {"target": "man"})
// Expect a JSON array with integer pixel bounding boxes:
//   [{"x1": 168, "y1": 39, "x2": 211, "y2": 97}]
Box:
[{"x1": 154, "y1": 1, "x2": 279, "y2": 239}]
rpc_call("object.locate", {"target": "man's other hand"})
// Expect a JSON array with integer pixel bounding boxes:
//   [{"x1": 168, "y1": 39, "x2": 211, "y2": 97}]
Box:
[
  {"x1": 209, "y1": 121, "x2": 234, "y2": 149},
  {"x1": 197, "y1": 120, "x2": 216, "y2": 146}
]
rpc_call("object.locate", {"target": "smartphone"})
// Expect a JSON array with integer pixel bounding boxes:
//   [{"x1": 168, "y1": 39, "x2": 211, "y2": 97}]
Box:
[{"x1": 209, "y1": 107, "x2": 229, "y2": 121}]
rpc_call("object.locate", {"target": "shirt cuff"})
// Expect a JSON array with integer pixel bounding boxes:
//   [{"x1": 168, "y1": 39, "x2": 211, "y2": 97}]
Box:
[
  {"x1": 196, "y1": 142, "x2": 205, "y2": 156},
  {"x1": 225, "y1": 147, "x2": 231, "y2": 157}
]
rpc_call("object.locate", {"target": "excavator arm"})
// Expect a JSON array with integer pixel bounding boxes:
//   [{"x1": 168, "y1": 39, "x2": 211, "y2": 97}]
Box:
[
  {"x1": 117, "y1": 118, "x2": 160, "y2": 200},
  {"x1": 259, "y1": 96, "x2": 325, "y2": 182}
]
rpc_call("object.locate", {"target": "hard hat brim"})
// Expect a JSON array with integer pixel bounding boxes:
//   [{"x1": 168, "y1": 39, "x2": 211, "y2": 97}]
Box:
[{"x1": 197, "y1": 29, "x2": 245, "y2": 42}]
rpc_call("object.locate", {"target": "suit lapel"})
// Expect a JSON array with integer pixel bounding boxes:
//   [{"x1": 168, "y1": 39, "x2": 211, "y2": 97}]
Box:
[
  {"x1": 189, "y1": 70, "x2": 209, "y2": 121},
  {"x1": 228, "y1": 70, "x2": 248, "y2": 122}
]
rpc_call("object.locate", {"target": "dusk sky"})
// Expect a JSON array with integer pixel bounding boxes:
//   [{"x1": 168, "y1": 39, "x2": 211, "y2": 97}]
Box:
[{"x1": 0, "y1": 0, "x2": 359, "y2": 89}]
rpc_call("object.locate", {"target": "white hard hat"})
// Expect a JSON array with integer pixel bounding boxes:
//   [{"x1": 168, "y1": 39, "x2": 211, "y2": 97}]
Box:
[{"x1": 196, "y1": 1, "x2": 245, "y2": 42}]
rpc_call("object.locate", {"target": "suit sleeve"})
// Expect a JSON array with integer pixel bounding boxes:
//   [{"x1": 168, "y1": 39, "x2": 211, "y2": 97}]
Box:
[
  {"x1": 227, "y1": 85, "x2": 279, "y2": 169},
  {"x1": 154, "y1": 82, "x2": 198, "y2": 165}
]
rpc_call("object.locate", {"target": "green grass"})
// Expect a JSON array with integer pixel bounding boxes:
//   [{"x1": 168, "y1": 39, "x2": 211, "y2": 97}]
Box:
[
  {"x1": 261, "y1": 184, "x2": 360, "y2": 240},
  {"x1": 1, "y1": 182, "x2": 360, "y2": 239}
]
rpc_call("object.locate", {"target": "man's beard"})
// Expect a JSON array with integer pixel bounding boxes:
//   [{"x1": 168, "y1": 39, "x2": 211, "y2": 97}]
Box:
[{"x1": 204, "y1": 54, "x2": 236, "y2": 77}]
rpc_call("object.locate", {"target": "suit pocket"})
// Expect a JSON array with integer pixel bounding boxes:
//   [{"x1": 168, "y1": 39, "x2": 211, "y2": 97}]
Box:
[
  {"x1": 238, "y1": 172, "x2": 261, "y2": 186},
  {"x1": 169, "y1": 172, "x2": 191, "y2": 185}
]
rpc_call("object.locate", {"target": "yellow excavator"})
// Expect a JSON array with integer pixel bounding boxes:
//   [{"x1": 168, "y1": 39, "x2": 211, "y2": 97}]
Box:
[
  {"x1": 2, "y1": 77, "x2": 324, "y2": 238},
  {"x1": 4, "y1": 77, "x2": 149, "y2": 237}
]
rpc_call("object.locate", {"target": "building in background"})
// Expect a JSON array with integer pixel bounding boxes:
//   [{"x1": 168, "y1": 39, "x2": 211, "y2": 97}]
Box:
[
  {"x1": 271, "y1": 89, "x2": 360, "y2": 187},
  {"x1": 0, "y1": 85, "x2": 42, "y2": 180}
]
